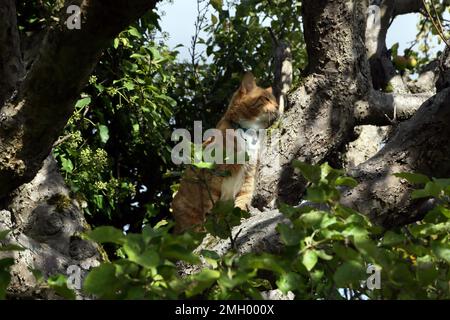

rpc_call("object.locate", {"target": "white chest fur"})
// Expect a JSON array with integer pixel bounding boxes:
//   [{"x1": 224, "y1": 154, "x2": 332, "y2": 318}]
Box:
[{"x1": 220, "y1": 129, "x2": 262, "y2": 201}]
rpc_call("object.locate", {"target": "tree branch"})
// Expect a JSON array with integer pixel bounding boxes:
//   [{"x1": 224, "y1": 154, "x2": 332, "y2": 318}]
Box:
[
  {"x1": 354, "y1": 90, "x2": 432, "y2": 125},
  {"x1": 408, "y1": 60, "x2": 439, "y2": 93},
  {"x1": 254, "y1": 0, "x2": 371, "y2": 208},
  {"x1": 0, "y1": 0, "x2": 160, "y2": 198},
  {"x1": 270, "y1": 29, "x2": 293, "y2": 114},
  {"x1": 392, "y1": 0, "x2": 423, "y2": 16}
]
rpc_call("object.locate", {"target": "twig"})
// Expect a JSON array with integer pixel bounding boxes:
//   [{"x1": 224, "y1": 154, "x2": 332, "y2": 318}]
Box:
[
  {"x1": 267, "y1": 27, "x2": 279, "y2": 47},
  {"x1": 421, "y1": 0, "x2": 450, "y2": 49},
  {"x1": 53, "y1": 134, "x2": 72, "y2": 148}
]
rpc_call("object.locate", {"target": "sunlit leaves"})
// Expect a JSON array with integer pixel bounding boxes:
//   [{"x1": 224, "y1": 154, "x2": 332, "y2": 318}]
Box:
[{"x1": 47, "y1": 275, "x2": 76, "y2": 300}]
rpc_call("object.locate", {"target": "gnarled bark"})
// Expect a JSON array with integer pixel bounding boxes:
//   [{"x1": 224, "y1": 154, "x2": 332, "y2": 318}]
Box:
[
  {"x1": 253, "y1": 0, "x2": 371, "y2": 209},
  {"x1": 0, "y1": 156, "x2": 102, "y2": 299},
  {"x1": 253, "y1": 0, "x2": 450, "y2": 229},
  {"x1": 0, "y1": 0, "x2": 160, "y2": 199},
  {"x1": 0, "y1": 0, "x2": 160, "y2": 299},
  {"x1": 342, "y1": 48, "x2": 450, "y2": 228}
]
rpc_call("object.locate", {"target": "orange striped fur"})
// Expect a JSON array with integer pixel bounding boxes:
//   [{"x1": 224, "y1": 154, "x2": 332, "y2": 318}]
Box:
[{"x1": 171, "y1": 73, "x2": 279, "y2": 233}]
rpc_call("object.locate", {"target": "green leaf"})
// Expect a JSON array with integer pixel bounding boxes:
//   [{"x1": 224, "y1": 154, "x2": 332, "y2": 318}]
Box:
[
  {"x1": 85, "y1": 226, "x2": 126, "y2": 245},
  {"x1": 128, "y1": 26, "x2": 142, "y2": 39},
  {"x1": 432, "y1": 178, "x2": 450, "y2": 190},
  {"x1": 432, "y1": 243, "x2": 450, "y2": 263},
  {"x1": 75, "y1": 97, "x2": 91, "y2": 110},
  {"x1": 389, "y1": 263, "x2": 414, "y2": 285},
  {"x1": 186, "y1": 269, "x2": 220, "y2": 297},
  {"x1": 60, "y1": 156, "x2": 74, "y2": 173},
  {"x1": 277, "y1": 223, "x2": 301, "y2": 246},
  {"x1": 381, "y1": 231, "x2": 406, "y2": 246},
  {"x1": 320, "y1": 215, "x2": 338, "y2": 228},
  {"x1": 416, "y1": 255, "x2": 438, "y2": 285},
  {"x1": 279, "y1": 202, "x2": 313, "y2": 220},
  {"x1": 93, "y1": 194, "x2": 104, "y2": 210},
  {"x1": 320, "y1": 162, "x2": 344, "y2": 183},
  {"x1": 436, "y1": 205, "x2": 450, "y2": 219},
  {"x1": 29, "y1": 268, "x2": 44, "y2": 283},
  {"x1": 149, "y1": 47, "x2": 162, "y2": 61},
  {"x1": 123, "y1": 81, "x2": 135, "y2": 91},
  {"x1": 391, "y1": 43, "x2": 400, "y2": 56},
  {"x1": 128, "y1": 246, "x2": 160, "y2": 269},
  {"x1": 0, "y1": 270, "x2": 11, "y2": 300},
  {"x1": 302, "y1": 249, "x2": 318, "y2": 271},
  {"x1": 239, "y1": 253, "x2": 285, "y2": 274},
  {"x1": 333, "y1": 260, "x2": 366, "y2": 287},
  {"x1": 113, "y1": 38, "x2": 120, "y2": 49},
  {"x1": 0, "y1": 244, "x2": 24, "y2": 252},
  {"x1": 276, "y1": 272, "x2": 302, "y2": 294},
  {"x1": 201, "y1": 250, "x2": 221, "y2": 260},
  {"x1": 412, "y1": 181, "x2": 441, "y2": 199},
  {"x1": 292, "y1": 160, "x2": 321, "y2": 184},
  {"x1": 83, "y1": 263, "x2": 119, "y2": 297},
  {"x1": 98, "y1": 125, "x2": 110, "y2": 144},
  {"x1": 163, "y1": 245, "x2": 201, "y2": 264},
  {"x1": 210, "y1": 0, "x2": 223, "y2": 11},
  {"x1": 316, "y1": 250, "x2": 333, "y2": 261},
  {"x1": 47, "y1": 274, "x2": 76, "y2": 300},
  {"x1": 192, "y1": 161, "x2": 215, "y2": 169},
  {"x1": 299, "y1": 211, "x2": 325, "y2": 228},
  {"x1": 211, "y1": 14, "x2": 218, "y2": 25},
  {"x1": 305, "y1": 186, "x2": 328, "y2": 203},
  {"x1": 333, "y1": 244, "x2": 360, "y2": 261},
  {"x1": 343, "y1": 225, "x2": 369, "y2": 240},
  {"x1": 154, "y1": 219, "x2": 169, "y2": 229},
  {"x1": 394, "y1": 172, "x2": 430, "y2": 184},
  {"x1": 0, "y1": 230, "x2": 10, "y2": 241},
  {"x1": 335, "y1": 176, "x2": 358, "y2": 188},
  {"x1": 0, "y1": 258, "x2": 14, "y2": 270}
]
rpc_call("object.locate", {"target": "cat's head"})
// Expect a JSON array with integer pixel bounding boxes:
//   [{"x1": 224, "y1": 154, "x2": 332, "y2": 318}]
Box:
[{"x1": 226, "y1": 72, "x2": 280, "y2": 130}]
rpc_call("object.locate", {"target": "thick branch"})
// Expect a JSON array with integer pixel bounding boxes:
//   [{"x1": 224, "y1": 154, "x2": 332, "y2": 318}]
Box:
[
  {"x1": 408, "y1": 60, "x2": 439, "y2": 93},
  {"x1": 354, "y1": 90, "x2": 432, "y2": 125},
  {"x1": 0, "y1": 0, "x2": 25, "y2": 106},
  {"x1": 0, "y1": 0, "x2": 159, "y2": 198},
  {"x1": 254, "y1": 0, "x2": 371, "y2": 208},
  {"x1": 341, "y1": 48, "x2": 450, "y2": 227},
  {"x1": 392, "y1": 0, "x2": 423, "y2": 15},
  {"x1": 271, "y1": 35, "x2": 293, "y2": 114},
  {"x1": 342, "y1": 87, "x2": 450, "y2": 227}
]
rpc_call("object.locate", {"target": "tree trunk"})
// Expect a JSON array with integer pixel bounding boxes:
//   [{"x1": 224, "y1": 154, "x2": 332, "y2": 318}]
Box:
[
  {"x1": 253, "y1": 0, "x2": 371, "y2": 209},
  {"x1": 0, "y1": 0, "x2": 160, "y2": 298},
  {"x1": 253, "y1": 0, "x2": 450, "y2": 228}
]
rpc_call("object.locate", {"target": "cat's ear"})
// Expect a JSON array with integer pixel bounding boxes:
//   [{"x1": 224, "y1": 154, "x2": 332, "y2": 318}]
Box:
[
  {"x1": 240, "y1": 72, "x2": 256, "y2": 93},
  {"x1": 266, "y1": 87, "x2": 273, "y2": 94}
]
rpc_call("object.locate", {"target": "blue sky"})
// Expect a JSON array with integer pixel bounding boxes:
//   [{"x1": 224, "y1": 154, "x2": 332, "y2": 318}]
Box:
[{"x1": 158, "y1": 0, "x2": 445, "y2": 62}]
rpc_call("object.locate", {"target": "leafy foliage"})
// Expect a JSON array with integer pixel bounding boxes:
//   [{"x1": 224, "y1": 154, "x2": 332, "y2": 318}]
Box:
[
  {"x1": 81, "y1": 163, "x2": 450, "y2": 300},
  {"x1": 53, "y1": 14, "x2": 179, "y2": 229}
]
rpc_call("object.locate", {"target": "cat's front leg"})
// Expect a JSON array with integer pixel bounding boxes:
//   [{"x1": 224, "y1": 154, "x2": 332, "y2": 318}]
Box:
[{"x1": 234, "y1": 165, "x2": 256, "y2": 212}]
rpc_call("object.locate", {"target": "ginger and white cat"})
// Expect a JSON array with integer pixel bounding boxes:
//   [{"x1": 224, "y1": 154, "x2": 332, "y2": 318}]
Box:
[{"x1": 171, "y1": 72, "x2": 279, "y2": 233}]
